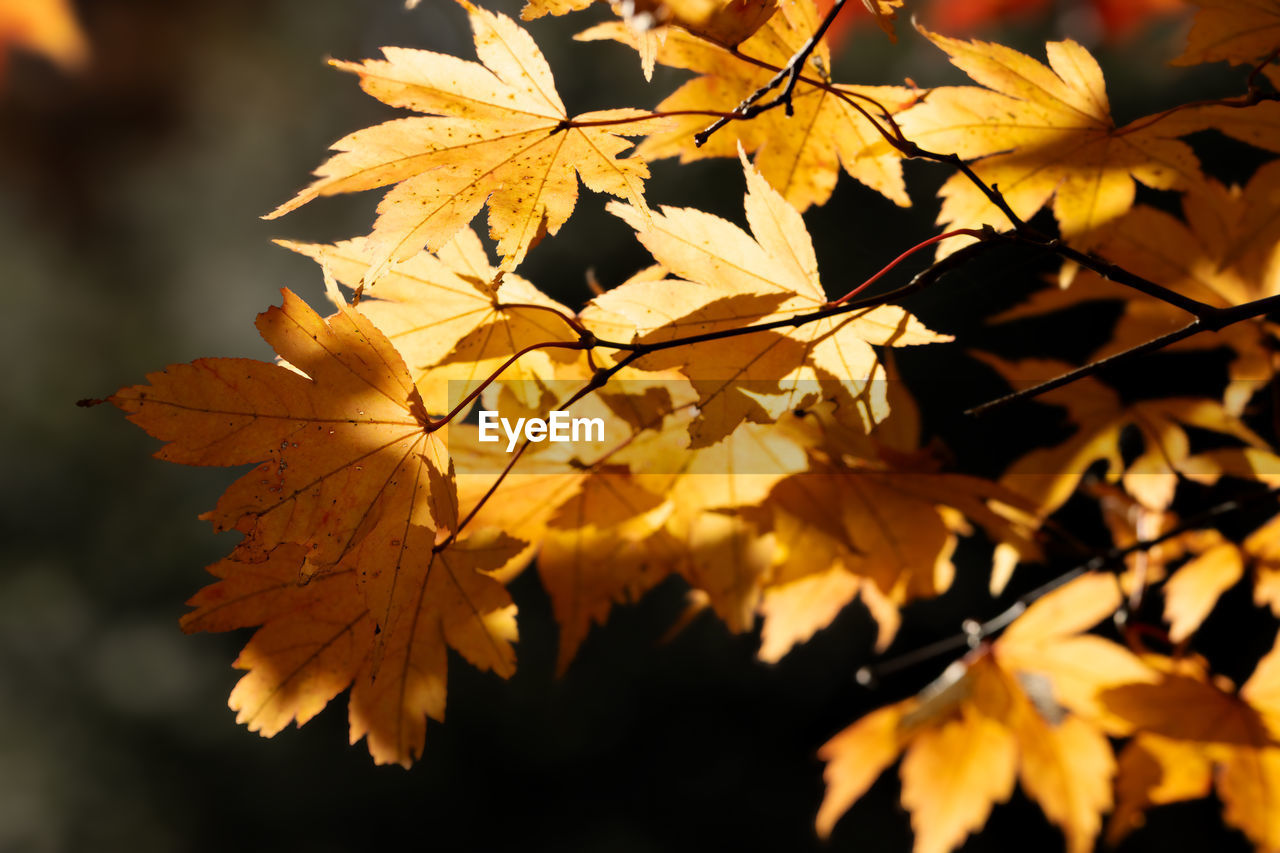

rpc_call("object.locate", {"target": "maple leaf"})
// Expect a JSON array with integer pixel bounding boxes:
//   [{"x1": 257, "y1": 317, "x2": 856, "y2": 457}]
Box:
[
  {"x1": 753, "y1": 384, "x2": 1042, "y2": 657},
  {"x1": 1173, "y1": 0, "x2": 1280, "y2": 79},
  {"x1": 182, "y1": 531, "x2": 524, "y2": 767},
  {"x1": 266, "y1": 1, "x2": 661, "y2": 278},
  {"x1": 449, "y1": 393, "x2": 813, "y2": 669},
  {"x1": 348, "y1": 527, "x2": 524, "y2": 766},
  {"x1": 754, "y1": 464, "x2": 985, "y2": 655},
  {"x1": 280, "y1": 227, "x2": 580, "y2": 413},
  {"x1": 110, "y1": 289, "x2": 542, "y2": 765},
  {"x1": 895, "y1": 28, "x2": 1202, "y2": 254},
  {"x1": 817, "y1": 573, "x2": 1153, "y2": 853},
  {"x1": 580, "y1": 0, "x2": 918, "y2": 210},
  {"x1": 588, "y1": 154, "x2": 946, "y2": 446},
  {"x1": 1102, "y1": 641, "x2": 1280, "y2": 850},
  {"x1": 181, "y1": 544, "x2": 374, "y2": 738},
  {"x1": 110, "y1": 289, "x2": 454, "y2": 571},
  {"x1": 976, "y1": 354, "x2": 1267, "y2": 515},
  {"x1": 537, "y1": 470, "x2": 681, "y2": 672},
  {"x1": 0, "y1": 0, "x2": 87, "y2": 77}
]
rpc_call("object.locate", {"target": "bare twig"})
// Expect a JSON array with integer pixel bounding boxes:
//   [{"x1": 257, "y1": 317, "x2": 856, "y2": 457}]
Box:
[{"x1": 693, "y1": 0, "x2": 850, "y2": 146}]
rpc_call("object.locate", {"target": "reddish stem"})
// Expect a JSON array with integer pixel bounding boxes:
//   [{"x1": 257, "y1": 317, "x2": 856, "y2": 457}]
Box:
[{"x1": 824, "y1": 228, "x2": 988, "y2": 307}]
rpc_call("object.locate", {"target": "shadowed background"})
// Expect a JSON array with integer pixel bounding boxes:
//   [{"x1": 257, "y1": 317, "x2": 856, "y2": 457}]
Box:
[{"x1": 1, "y1": 1, "x2": 1261, "y2": 851}]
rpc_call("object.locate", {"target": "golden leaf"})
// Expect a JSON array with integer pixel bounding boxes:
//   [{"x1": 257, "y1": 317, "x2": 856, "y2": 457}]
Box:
[{"x1": 267, "y1": 1, "x2": 660, "y2": 277}]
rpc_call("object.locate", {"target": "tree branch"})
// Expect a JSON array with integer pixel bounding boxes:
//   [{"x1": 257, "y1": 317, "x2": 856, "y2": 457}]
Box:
[
  {"x1": 855, "y1": 485, "x2": 1280, "y2": 687},
  {"x1": 692, "y1": 0, "x2": 850, "y2": 145},
  {"x1": 966, "y1": 292, "x2": 1280, "y2": 415}
]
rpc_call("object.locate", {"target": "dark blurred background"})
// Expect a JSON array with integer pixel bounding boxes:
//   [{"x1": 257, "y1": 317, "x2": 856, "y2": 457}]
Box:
[{"x1": 2, "y1": 1, "x2": 1263, "y2": 851}]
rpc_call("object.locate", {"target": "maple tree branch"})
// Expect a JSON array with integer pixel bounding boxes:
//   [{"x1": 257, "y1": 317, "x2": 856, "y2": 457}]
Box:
[
  {"x1": 582, "y1": 235, "x2": 1003, "y2": 356},
  {"x1": 855, "y1": 484, "x2": 1280, "y2": 687},
  {"x1": 892, "y1": 141, "x2": 1031, "y2": 233},
  {"x1": 966, "y1": 292, "x2": 1280, "y2": 415},
  {"x1": 693, "y1": 0, "x2": 851, "y2": 146}
]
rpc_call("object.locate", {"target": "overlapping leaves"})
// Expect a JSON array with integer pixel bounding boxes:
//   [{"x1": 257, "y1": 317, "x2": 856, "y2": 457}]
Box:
[{"x1": 102, "y1": 0, "x2": 1280, "y2": 850}]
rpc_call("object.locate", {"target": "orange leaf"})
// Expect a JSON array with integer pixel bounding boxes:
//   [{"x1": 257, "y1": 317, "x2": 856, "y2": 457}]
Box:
[
  {"x1": 580, "y1": 0, "x2": 918, "y2": 209},
  {"x1": 182, "y1": 544, "x2": 373, "y2": 738},
  {"x1": 818, "y1": 575, "x2": 1147, "y2": 850},
  {"x1": 267, "y1": 2, "x2": 660, "y2": 277},
  {"x1": 898, "y1": 29, "x2": 1202, "y2": 254},
  {"x1": 900, "y1": 707, "x2": 1018, "y2": 853},
  {"x1": 596, "y1": 155, "x2": 946, "y2": 445},
  {"x1": 280, "y1": 229, "x2": 579, "y2": 412},
  {"x1": 111, "y1": 289, "x2": 452, "y2": 571},
  {"x1": 1173, "y1": 0, "x2": 1280, "y2": 71}
]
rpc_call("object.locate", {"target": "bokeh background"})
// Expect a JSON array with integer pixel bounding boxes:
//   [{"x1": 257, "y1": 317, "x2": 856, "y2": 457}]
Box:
[{"x1": 2, "y1": 1, "x2": 1265, "y2": 850}]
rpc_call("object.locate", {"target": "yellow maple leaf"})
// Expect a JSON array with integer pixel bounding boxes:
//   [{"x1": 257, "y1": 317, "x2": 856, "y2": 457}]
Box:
[
  {"x1": 183, "y1": 530, "x2": 524, "y2": 767},
  {"x1": 1173, "y1": 0, "x2": 1280, "y2": 78},
  {"x1": 1102, "y1": 640, "x2": 1280, "y2": 850},
  {"x1": 450, "y1": 395, "x2": 812, "y2": 668},
  {"x1": 896, "y1": 28, "x2": 1202, "y2": 254},
  {"x1": 978, "y1": 355, "x2": 1267, "y2": 515},
  {"x1": 112, "y1": 289, "x2": 537, "y2": 766},
  {"x1": 590, "y1": 154, "x2": 947, "y2": 446},
  {"x1": 348, "y1": 527, "x2": 524, "y2": 766},
  {"x1": 818, "y1": 573, "x2": 1151, "y2": 853},
  {"x1": 579, "y1": 0, "x2": 918, "y2": 210},
  {"x1": 280, "y1": 228, "x2": 580, "y2": 413},
  {"x1": 181, "y1": 544, "x2": 374, "y2": 738},
  {"x1": 267, "y1": 1, "x2": 661, "y2": 278},
  {"x1": 111, "y1": 289, "x2": 454, "y2": 573}
]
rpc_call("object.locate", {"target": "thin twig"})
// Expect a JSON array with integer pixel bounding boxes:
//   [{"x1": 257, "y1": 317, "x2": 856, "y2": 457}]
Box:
[
  {"x1": 856, "y1": 485, "x2": 1280, "y2": 686},
  {"x1": 966, "y1": 292, "x2": 1280, "y2": 415},
  {"x1": 693, "y1": 0, "x2": 850, "y2": 146}
]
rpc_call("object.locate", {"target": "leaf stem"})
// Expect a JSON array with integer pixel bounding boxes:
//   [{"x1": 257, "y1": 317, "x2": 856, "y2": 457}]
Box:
[{"x1": 824, "y1": 228, "x2": 987, "y2": 307}]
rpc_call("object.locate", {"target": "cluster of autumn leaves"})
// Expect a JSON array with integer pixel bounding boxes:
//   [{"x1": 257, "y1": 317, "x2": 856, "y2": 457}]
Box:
[{"x1": 105, "y1": 0, "x2": 1280, "y2": 849}]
